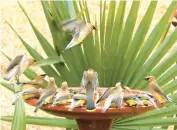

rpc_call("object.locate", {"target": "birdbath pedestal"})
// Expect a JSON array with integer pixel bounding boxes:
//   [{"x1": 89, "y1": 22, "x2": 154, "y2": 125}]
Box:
[{"x1": 25, "y1": 88, "x2": 166, "y2": 130}]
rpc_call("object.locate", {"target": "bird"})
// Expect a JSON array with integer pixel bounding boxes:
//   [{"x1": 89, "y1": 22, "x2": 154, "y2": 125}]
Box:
[
  {"x1": 3, "y1": 54, "x2": 36, "y2": 83},
  {"x1": 102, "y1": 82, "x2": 124, "y2": 112},
  {"x1": 12, "y1": 86, "x2": 40, "y2": 105},
  {"x1": 124, "y1": 92, "x2": 145, "y2": 107},
  {"x1": 80, "y1": 69, "x2": 99, "y2": 111},
  {"x1": 137, "y1": 93, "x2": 159, "y2": 109},
  {"x1": 53, "y1": 81, "x2": 70, "y2": 105},
  {"x1": 59, "y1": 18, "x2": 96, "y2": 51},
  {"x1": 34, "y1": 77, "x2": 57, "y2": 112},
  {"x1": 68, "y1": 93, "x2": 87, "y2": 111},
  {"x1": 21, "y1": 74, "x2": 47, "y2": 89},
  {"x1": 5, "y1": 54, "x2": 23, "y2": 72},
  {"x1": 144, "y1": 76, "x2": 175, "y2": 103},
  {"x1": 96, "y1": 86, "x2": 118, "y2": 104}
]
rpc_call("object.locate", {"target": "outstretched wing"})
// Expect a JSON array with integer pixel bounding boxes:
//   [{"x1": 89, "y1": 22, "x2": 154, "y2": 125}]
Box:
[{"x1": 61, "y1": 18, "x2": 86, "y2": 36}]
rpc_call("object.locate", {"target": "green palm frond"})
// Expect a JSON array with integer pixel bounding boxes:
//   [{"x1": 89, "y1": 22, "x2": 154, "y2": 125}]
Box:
[{"x1": 2, "y1": 1, "x2": 177, "y2": 130}]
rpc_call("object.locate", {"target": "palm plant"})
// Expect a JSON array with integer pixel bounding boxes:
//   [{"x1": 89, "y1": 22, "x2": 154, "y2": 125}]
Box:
[{"x1": 1, "y1": 1, "x2": 177, "y2": 130}]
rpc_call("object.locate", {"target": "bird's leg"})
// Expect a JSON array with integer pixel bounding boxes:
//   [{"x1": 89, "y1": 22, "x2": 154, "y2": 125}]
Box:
[{"x1": 15, "y1": 75, "x2": 20, "y2": 85}]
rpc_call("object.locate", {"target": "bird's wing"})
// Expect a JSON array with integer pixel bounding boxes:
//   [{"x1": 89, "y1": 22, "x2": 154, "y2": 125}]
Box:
[
  {"x1": 22, "y1": 81, "x2": 40, "y2": 85},
  {"x1": 3, "y1": 66, "x2": 19, "y2": 81},
  {"x1": 6, "y1": 55, "x2": 23, "y2": 72},
  {"x1": 80, "y1": 71, "x2": 88, "y2": 88},
  {"x1": 152, "y1": 84, "x2": 168, "y2": 100},
  {"x1": 63, "y1": 32, "x2": 80, "y2": 51},
  {"x1": 96, "y1": 87, "x2": 116, "y2": 103},
  {"x1": 68, "y1": 99, "x2": 79, "y2": 111},
  {"x1": 23, "y1": 87, "x2": 39, "y2": 94},
  {"x1": 115, "y1": 96, "x2": 123, "y2": 109},
  {"x1": 92, "y1": 72, "x2": 99, "y2": 91},
  {"x1": 62, "y1": 18, "x2": 86, "y2": 35},
  {"x1": 73, "y1": 94, "x2": 87, "y2": 100},
  {"x1": 102, "y1": 95, "x2": 113, "y2": 112}
]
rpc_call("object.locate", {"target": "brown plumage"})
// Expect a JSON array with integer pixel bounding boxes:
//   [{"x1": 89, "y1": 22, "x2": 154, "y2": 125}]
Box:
[
  {"x1": 34, "y1": 77, "x2": 57, "y2": 112},
  {"x1": 144, "y1": 76, "x2": 174, "y2": 103}
]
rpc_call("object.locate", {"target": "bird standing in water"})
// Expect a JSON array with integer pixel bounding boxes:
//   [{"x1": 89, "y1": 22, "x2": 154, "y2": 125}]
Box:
[
  {"x1": 59, "y1": 18, "x2": 96, "y2": 51},
  {"x1": 68, "y1": 93, "x2": 87, "y2": 111},
  {"x1": 22, "y1": 74, "x2": 47, "y2": 89},
  {"x1": 81, "y1": 69, "x2": 99, "y2": 111},
  {"x1": 53, "y1": 81, "x2": 70, "y2": 105},
  {"x1": 34, "y1": 77, "x2": 57, "y2": 112},
  {"x1": 102, "y1": 82, "x2": 124, "y2": 112}
]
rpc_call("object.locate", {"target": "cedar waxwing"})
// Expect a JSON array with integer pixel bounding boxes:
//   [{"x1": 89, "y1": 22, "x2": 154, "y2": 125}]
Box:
[
  {"x1": 6, "y1": 54, "x2": 23, "y2": 72},
  {"x1": 3, "y1": 54, "x2": 36, "y2": 83},
  {"x1": 102, "y1": 82, "x2": 124, "y2": 112},
  {"x1": 123, "y1": 86, "x2": 137, "y2": 106},
  {"x1": 21, "y1": 74, "x2": 47, "y2": 89},
  {"x1": 53, "y1": 81, "x2": 70, "y2": 105},
  {"x1": 34, "y1": 77, "x2": 57, "y2": 112},
  {"x1": 60, "y1": 18, "x2": 96, "y2": 51},
  {"x1": 124, "y1": 93, "x2": 145, "y2": 107},
  {"x1": 80, "y1": 69, "x2": 99, "y2": 111},
  {"x1": 123, "y1": 86, "x2": 145, "y2": 107},
  {"x1": 96, "y1": 87, "x2": 118, "y2": 104},
  {"x1": 12, "y1": 86, "x2": 40, "y2": 105},
  {"x1": 68, "y1": 93, "x2": 87, "y2": 111},
  {"x1": 144, "y1": 76, "x2": 175, "y2": 103},
  {"x1": 137, "y1": 93, "x2": 159, "y2": 109}
]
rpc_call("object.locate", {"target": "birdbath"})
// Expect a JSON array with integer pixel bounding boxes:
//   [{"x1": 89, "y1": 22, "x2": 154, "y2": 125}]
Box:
[{"x1": 25, "y1": 88, "x2": 166, "y2": 130}]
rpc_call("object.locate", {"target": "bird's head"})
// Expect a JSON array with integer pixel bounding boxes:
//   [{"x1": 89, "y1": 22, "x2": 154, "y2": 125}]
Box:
[
  {"x1": 115, "y1": 82, "x2": 121, "y2": 89},
  {"x1": 86, "y1": 69, "x2": 95, "y2": 82},
  {"x1": 49, "y1": 77, "x2": 55, "y2": 84},
  {"x1": 92, "y1": 25, "x2": 96, "y2": 30},
  {"x1": 61, "y1": 81, "x2": 68, "y2": 90},
  {"x1": 124, "y1": 86, "x2": 132, "y2": 93},
  {"x1": 27, "y1": 58, "x2": 36, "y2": 66},
  {"x1": 144, "y1": 76, "x2": 155, "y2": 82},
  {"x1": 36, "y1": 74, "x2": 47, "y2": 80}
]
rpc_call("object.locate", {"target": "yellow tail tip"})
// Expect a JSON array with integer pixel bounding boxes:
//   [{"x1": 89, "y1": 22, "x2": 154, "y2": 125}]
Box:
[{"x1": 86, "y1": 109, "x2": 96, "y2": 112}]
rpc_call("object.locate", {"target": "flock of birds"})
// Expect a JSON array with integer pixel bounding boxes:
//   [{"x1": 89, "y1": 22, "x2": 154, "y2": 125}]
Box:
[
  {"x1": 2, "y1": 57, "x2": 175, "y2": 113},
  {"x1": 2, "y1": 18, "x2": 176, "y2": 113}
]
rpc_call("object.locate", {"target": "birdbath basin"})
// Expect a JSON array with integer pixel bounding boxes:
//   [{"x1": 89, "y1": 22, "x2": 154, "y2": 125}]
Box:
[{"x1": 25, "y1": 88, "x2": 166, "y2": 130}]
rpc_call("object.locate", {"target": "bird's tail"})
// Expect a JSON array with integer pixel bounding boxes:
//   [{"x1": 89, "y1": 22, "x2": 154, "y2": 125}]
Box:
[
  {"x1": 68, "y1": 99, "x2": 78, "y2": 111},
  {"x1": 135, "y1": 97, "x2": 145, "y2": 107},
  {"x1": 53, "y1": 99, "x2": 59, "y2": 105},
  {"x1": 96, "y1": 98, "x2": 101, "y2": 104},
  {"x1": 63, "y1": 40, "x2": 76, "y2": 52},
  {"x1": 167, "y1": 96, "x2": 177, "y2": 103},
  {"x1": 12, "y1": 91, "x2": 23, "y2": 105},
  {"x1": 86, "y1": 88, "x2": 96, "y2": 111},
  {"x1": 3, "y1": 68, "x2": 18, "y2": 81},
  {"x1": 115, "y1": 97, "x2": 123, "y2": 109},
  {"x1": 102, "y1": 97, "x2": 112, "y2": 113},
  {"x1": 149, "y1": 98, "x2": 159, "y2": 110},
  {"x1": 34, "y1": 99, "x2": 44, "y2": 112}
]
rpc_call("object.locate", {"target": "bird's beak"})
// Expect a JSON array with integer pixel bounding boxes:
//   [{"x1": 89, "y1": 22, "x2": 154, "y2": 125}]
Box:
[
  {"x1": 41, "y1": 74, "x2": 47, "y2": 76},
  {"x1": 92, "y1": 25, "x2": 97, "y2": 30},
  {"x1": 144, "y1": 77, "x2": 149, "y2": 81}
]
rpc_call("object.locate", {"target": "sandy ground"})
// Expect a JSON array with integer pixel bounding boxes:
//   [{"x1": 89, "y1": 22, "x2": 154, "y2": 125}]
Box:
[{"x1": 0, "y1": 0, "x2": 175, "y2": 130}]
